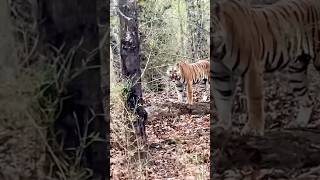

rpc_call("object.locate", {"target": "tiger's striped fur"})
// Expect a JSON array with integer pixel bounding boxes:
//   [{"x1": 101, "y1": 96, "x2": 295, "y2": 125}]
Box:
[
  {"x1": 212, "y1": 0, "x2": 320, "y2": 136},
  {"x1": 167, "y1": 59, "x2": 210, "y2": 105}
]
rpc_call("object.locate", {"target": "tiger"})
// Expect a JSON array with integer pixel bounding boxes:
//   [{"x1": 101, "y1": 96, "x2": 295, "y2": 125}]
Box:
[
  {"x1": 167, "y1": 59, "x2": 210, "y2": 105},
  {"x1": 211, "y1": 0, "x2": 320, "y2": 136}
]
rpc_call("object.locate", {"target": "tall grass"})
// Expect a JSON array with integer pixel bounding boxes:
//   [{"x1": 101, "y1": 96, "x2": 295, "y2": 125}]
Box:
[{"x1": 110, "y1": 77, "x2": 150, "y2": 179}]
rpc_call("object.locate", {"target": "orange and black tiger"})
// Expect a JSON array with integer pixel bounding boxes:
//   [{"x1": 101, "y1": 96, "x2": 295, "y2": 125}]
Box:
[
  {"x1": 212, "y1": 0, "x2": 320, "y2": 136},
  {"x1": 167, "y1": 59, "x2": 210, "y2": 105}
]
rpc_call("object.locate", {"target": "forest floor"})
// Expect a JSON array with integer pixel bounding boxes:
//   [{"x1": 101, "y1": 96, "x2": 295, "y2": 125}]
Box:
[
  {"x1": 111, "y1": 67, "x2": 320, "y2": 179},
  {"x1": 212, "y1": 67, "x2": 320, "y2": 179},
  {"x1": 110, "y1": 85, "x2": 210, "y2": 180}
]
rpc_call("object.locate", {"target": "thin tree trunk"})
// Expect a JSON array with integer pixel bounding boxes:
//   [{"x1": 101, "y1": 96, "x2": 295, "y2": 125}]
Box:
[
  {"x1": 178, "y1": 0, "x2": 185, "y2": 56},
  {"x1": 186, "y1": 0, "x2": 208, "y2": 60},
  {"x1": 195, "y1": 0, "x2": 207, "y2": 59},
  {"x1": 118, "y1": 0, "x2": 148, "y2": 142},
  {"x1": 185, "y1": 0, "x2": 196, "y2": 61}
]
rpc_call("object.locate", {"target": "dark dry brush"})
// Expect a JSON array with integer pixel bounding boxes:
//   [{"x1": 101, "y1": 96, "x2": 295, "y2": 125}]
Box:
[
  {"x1": 110, "y1": 85, "x2": 210, "y2": 179},
  {"x1": 212, "y1": 65, "x2": 320, "y2": 179}
]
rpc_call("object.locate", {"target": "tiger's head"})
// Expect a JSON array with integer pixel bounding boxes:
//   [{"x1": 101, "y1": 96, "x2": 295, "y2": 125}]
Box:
[
  {"x1": 212, "y1": 1, "x2": 228, "y2": 62},
  {"x1": 166, "y1": 63, "x2": 181, "y2": 82},
  {"x1": 212, "y1": 0, "x2": 250, "y2": 62}
]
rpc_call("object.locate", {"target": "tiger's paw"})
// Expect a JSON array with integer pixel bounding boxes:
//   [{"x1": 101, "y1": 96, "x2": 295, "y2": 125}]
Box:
[{"x1": 240, "y1": 122, "x2": 264, "y2": 136}]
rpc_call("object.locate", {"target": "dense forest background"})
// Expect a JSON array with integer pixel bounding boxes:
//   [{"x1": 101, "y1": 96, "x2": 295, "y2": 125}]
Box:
[
  {"x1": 110, "y1": 0, "x2": 210, "y2": 179},
  {"x1": 111, "y1": 0, "x2": 209, "y2": 90}
]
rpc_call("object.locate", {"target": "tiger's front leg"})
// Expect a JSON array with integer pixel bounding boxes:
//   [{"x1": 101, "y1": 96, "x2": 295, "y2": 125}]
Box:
[
  {"x1": 241, "y1": 68, "x2": 265, "y2": 136},
  {"x1": 212, "y1": 62, "x2": 237, "y2": 131},
  {"x1": 186, "y1": 81, "x2": 193, "y2": 105}
]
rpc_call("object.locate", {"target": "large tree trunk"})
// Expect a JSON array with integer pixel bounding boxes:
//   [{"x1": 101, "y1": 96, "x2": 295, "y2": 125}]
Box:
[
  {"x1": 118, "y1": 0, "x2": 148, "y2": 142},
  {"x1": 38, "y1": 0, "x2": 108, "y2": 179}
]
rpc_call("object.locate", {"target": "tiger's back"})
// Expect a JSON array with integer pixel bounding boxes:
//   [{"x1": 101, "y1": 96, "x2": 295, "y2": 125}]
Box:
[{"x1": 178, "y1": 59, "x2": 210, "y2": 84}]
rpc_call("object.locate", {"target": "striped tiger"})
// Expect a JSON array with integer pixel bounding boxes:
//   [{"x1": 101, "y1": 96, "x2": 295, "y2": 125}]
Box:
[
  {"x1": 211, "y1": 0, "x2": 320, "y2": 136},
  {"x1": 167, "y1": 59, "x2": 210, "y2": 105}
]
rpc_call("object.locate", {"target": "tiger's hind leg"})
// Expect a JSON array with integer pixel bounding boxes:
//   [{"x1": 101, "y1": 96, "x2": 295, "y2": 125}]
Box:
[
  {"x1": 286, "y1": 54, "x2": 313, "y2": 128},
  {"x1": 212, "y1": 62, "x2": 238, "y2": 130},
  {"x1": 241, "y1": 67, "x2": 265, "y2": 136},
  {"x1": 186, "y1": 80, "x2": 193, "y2": 105}
]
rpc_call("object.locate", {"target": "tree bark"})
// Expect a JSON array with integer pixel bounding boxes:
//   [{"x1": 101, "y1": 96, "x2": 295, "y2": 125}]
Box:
[
  {"x1": 38, "y1": 0, "x2": 108, "y2": 179},
  {"x1": 119, "y1": 0, "x2": 148, "y2": 142},
  {"x1": 195, "y1": 0, "x2": 207, "y2": 59},
  {"x1": 178, "y1": 0, "x2": 186, "y2": 56},
  {"x1": 185, "y1": 0, "x2": 196, "y2": 61},
  {"x1": 185, "y1": 0, "x2": 207, "y2": 60}
]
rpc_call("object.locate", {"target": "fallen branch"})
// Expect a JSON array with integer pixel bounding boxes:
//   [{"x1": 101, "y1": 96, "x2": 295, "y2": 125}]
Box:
[
  {"x1": 166, "y1": 101, "x2": 210, "y2": 116},
  {"x1": 211, "y1": 128, "x2": 320, "y2": 174}
]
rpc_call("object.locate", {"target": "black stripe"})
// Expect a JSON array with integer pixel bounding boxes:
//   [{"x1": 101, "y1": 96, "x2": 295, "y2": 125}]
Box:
[
  {"x1": 264, "y1": 52, "x2": 271, "y2": 71},
  {"x1": 274, "y1": 52, "x2": 284, "y2": 70},
  {"x1": 289, "y1": 79, "x2": 303, "y2": 84},
  {"x1": 260, "y1": 26, "x2": 266, "y2": 61},
  {"x1": 279, "y1": 53, "x2": 290, "y2": 70},
  {"x1": 263, "y1": 12, "x2": 277, "y2": 66},
  {"x1": 277, "y1": 7, "x2": 288, "y2": 20},
  {"x1": 288, "y1": 66, "x2": 306, "y2": 73},
  {"x1": 241, "y1": 60, "x2": 250, "y2": 77},
  {"x1": 301, "y1": 3, "x2": 311, "y2": 53},
  {"x1": 232, "y1": 49, "x2": 241, "y2": 71},
  {"x1": 281, "y1": 6, "x2": 291, "y2": 18},
  {"x1": 291, "y1": 1, "x2": 305, "y2": 22},
  {"x1": 231, "y1": 0, "x2": 245, "y2": 12},
  {"x1": 287, "y1": 40, "x2": 292, "y2": 57},
  {"x1": 297, "y1": 87, "x2": 308, "y2": 96},
  {"x1": 291, "y1": 3, "x2": 302, "y2": 24},
  {"x1": 293, "y1": 86, "x2": 306, "y2": 93}
]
